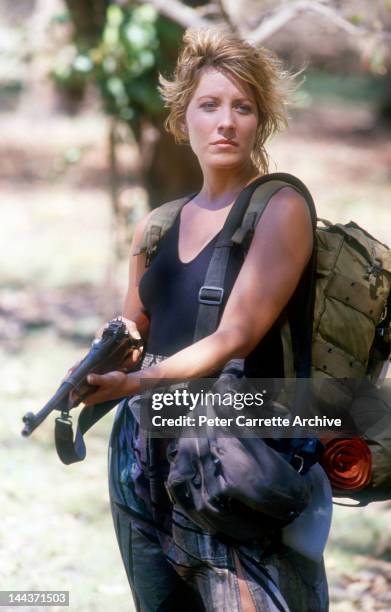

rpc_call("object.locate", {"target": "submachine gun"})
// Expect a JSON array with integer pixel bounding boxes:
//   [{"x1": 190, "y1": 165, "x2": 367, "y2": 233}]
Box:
[{"x1": 21, "y1": 319, "x2": 143, "y2": 464}]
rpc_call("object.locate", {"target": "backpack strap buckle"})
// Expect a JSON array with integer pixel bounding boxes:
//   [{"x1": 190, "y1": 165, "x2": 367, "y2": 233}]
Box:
[
  {"x1": 231, "y1": 211, "x2": 258, "y2": 251},
  {"x1": 145, "y1": 225, "x2": 162, "y2": 268},
  {"x1": 198, "y1": 286, "x2": 224, "y2": 305}
]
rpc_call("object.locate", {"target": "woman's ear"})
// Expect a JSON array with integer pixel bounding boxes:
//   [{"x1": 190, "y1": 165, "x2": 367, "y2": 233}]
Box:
[{"x1": 181, "y1": 120, "x2": 188, "y2": 137}]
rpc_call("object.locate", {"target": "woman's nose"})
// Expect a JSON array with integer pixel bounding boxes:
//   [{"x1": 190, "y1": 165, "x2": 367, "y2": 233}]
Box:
[{"x1": 217, "y1": 106, "x2": 235, "y2": 131}]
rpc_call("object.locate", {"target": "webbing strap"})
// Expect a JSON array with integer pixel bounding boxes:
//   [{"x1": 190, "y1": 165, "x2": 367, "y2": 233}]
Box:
[
  {"x1": 230, "y1": 180, "x2": 296, "y2": 248},
  {"x1": 193, "y1": 173, "x2": 317, "y2": 386},
  {"x1": 193, "y1": 176, "x2": 297, "y2": 342},
  {"x1": 231, "y1": 179, "x2": 312, "y2": 379},
  {"x1": 280, "y1": 314, "x2": 296, "y2": 379},
  {"x1": 133, "y1": 195, "x2": 193, "y2": 265},
  {"x1": 145, "y1": 225, "x2": 162, "y2": 268},
  {"x1": 251, "y1": 178, "x2": 317, "y2": 380},
  {"x1": 194, "y1": 245, "x2": 232, "y2": 341},
  {"x1": 55, "y1": 399, "x2": 120, "y2": 464}
]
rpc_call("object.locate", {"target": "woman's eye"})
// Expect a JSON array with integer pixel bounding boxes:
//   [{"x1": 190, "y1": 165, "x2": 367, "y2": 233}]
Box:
[
  {"x1": 235, "y1": 104, "x2": 252, "y2": 114},
  {"x1": 200, "y1": 102, "x2": 216, "y2": 110}
]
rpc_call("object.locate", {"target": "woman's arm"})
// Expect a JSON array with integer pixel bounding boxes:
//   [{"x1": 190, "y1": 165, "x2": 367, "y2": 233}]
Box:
[
  {"x1": 122, "y1": 210, "x2": 152, "y2": 321},
  {"x1": 101, "y1": 210, "x2": 153, "y2": 365},
  {"x1": 117, "y1": 210, "x2": 153, "y2": 346},
  {"x1": 84, "y1": 187, "x2": 313, "y2": 404}
]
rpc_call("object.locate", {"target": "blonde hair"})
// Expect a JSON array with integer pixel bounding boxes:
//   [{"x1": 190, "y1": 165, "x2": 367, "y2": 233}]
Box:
[{"x1": 159, "y1": 26, "x2": 296, "y2": 173}]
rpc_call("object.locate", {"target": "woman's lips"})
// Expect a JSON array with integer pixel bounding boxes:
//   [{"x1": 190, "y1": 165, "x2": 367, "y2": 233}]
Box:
[{"x1": 211, "y1": 140, "x2": 238, "y2": 147}]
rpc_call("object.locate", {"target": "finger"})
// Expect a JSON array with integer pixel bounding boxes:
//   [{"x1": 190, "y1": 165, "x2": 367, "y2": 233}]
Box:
[
  {"x1": 69, "y1": 389, "x2": 80, "y2": 404},
  {"x1": 119, "y1": 317, "x2": 141, "y2": 338},
  {"x1": 87, "y1": 371, "x2": 123, "y2": 386},
  {"x1": 125, "y1": 324, "x2": 141, "y2": 341},
  {"x1": 130, "y1": 330, "x2": 142, "y2": 342},
  {"x1": 87, "y1": 373, "x2": 109, "y2": 386},
  {"x1": 83, "y1": 391, "x2": 108, "y2": 406},
  {"x1": 83, "y1": 375, "x2": 124, "y2": 405},
  {"x1": 121, "y1": 349, "x2": 143, "y2": 371},
  {"x1": 131, "y1": 349, "x2": 142, "y2": 364}
]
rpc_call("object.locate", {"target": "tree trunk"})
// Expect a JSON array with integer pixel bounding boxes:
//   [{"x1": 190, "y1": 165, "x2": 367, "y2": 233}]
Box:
[
  {"x1": 63, "y1": 0, "x2": 107, "y2": 47},
  {"x1": 141, "y1": 117, "x2": 202, "y2": 206}
]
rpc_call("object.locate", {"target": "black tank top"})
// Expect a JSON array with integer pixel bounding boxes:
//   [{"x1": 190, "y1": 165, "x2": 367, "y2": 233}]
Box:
[{"x1": 138, "y1": 209, "x2": 285, "y2": 377}]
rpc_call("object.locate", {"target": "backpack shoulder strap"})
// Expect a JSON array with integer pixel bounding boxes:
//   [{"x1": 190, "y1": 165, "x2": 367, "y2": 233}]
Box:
[
  {"x1": 194, "y1": 174, "x2": 312, "y2": 342},
  {"x1": 193, "y1": 173, "x2": 317, "y2": 381},
  {"x1": 232, "y1": 173, "x2": 317, "y2": 380},
  {"x1": 231, "y1": 173, "x2": 317, "y2": 251},
  {"x1": 133, "y1": 195, "x2": 194, "y2": 267}
]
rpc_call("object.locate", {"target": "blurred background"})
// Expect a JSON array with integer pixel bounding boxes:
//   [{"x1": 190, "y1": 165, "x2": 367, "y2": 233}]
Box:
[{"x1": 0, "y1": 1, "x2": 390, "y2": 610}]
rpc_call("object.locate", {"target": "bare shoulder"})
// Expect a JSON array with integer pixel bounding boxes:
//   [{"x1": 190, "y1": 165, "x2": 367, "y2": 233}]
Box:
[
  {"x1": 252, "y1": 185, "x2": 312, "y2": 239},
  {"x1": 268, "y1": 187, "x2": 311, "y2": 222},
  {"x1": 248, "y1": 185, "x2": 313, "y2": 266}
]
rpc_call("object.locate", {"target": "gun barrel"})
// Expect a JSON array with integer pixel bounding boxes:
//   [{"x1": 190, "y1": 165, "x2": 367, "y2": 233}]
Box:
[
  {"x1": 21, "y1": 382, "x2": 72, "y2": 436},
  {"x1": 21, "y1": 319, "x2": 138, "y2": 438},
  {"x1": 20, "y1": 341, "x2": 107, "y2": 437}
]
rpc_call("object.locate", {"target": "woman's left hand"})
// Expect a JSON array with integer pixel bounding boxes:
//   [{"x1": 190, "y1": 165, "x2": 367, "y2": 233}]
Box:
[{"x1": 83, "y1": 371, "x2": 140, "y2": 406}]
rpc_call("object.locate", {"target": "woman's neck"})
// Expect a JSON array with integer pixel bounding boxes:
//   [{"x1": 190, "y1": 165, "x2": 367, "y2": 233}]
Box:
[{"x1": 195, "y1": 164, "x2": 261, "y2": 210}]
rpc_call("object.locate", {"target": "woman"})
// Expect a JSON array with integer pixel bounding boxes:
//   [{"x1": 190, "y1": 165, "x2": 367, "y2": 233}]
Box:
[{"x1": 85, "y1": 27, "x2": 329, "y2": 611}]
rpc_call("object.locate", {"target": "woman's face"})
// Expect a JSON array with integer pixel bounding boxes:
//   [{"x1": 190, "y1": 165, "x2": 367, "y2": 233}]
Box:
[{"x1": 184, "y1": 67, "x2": 259, "y2": 171}]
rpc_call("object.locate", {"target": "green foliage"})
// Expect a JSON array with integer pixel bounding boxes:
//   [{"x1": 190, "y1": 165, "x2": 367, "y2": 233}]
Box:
[
  {"x1": 368, "y1": 44, "x2": 388, "y2": 76},
  {"x1": 299, "y1": 69, "x2": 384, "y2": 106},
  {"x1": 348, "y1": 14, "x2": 363, "y2": 26},
  {"x1": 52, "y1": 4, "x2": 182, "y2": 130}
]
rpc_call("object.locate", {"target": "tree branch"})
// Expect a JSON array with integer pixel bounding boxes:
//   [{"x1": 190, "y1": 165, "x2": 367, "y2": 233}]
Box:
[
  {"x1": 136, "y1": 0, "x2": 210, "y2": 29},
  {"x1": 247, "y1": 0, "x2": 391, "y2": 45},
  {"x1": 215, "y1": 0, "x2": 239, "y2": 33},
  {"x1": 195, "y1": 2, "x2": 220, "y2": 19},
  {"x1": 134, "y1": 0, "x2": 391, "y2": 45}
]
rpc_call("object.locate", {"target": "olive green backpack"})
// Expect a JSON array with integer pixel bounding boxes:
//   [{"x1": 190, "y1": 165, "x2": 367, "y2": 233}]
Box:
[
  {"x1": 136, "y1": 173, "x2": 391, "y2": 503},
  {"x1": 310, "y1": 219, "x2": 391, "y2": 504},
  {"x1": 313, "y1": 219, "x2": 391, "y2": 383}
]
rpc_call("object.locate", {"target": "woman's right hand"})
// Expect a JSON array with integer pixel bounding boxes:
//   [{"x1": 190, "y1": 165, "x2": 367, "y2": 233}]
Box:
[
  {"x1": 94, "y1": 315, "x2": 144, "y2": 370},
  {"x1": 63, "y1": 316, "x2": 145, "y2": 384},
  {"x1": 94, "y1": 315, "x2": 140, "y2": 341}
]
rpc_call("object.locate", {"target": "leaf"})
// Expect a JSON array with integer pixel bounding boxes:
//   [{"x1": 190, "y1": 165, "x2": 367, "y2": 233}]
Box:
[
  {"x1": 370, "y1": 45, "x2": 387, "y2": 76},
  {"x1": 138, "y1": 50, "x2": 155, "y2": 70},
  {"x1": 51, "y1": 11, "x2": 71, "y2": 25},
  {"x1": 106, "y1": 77, "x2": 128, "y2": 106},
  {"x1": 102, "y1": 56, "x2": 117, "y2": 75},
  {"x1": 348, "y1": 14, "x2": 363, "y2": 26},
  {"x1": 135, "y1": 4, "x2": 157, "y2": 24},
  {"x1": 73, "y1": 55, "x2": 93, "y2": 73},
  {"x1": 106, "y1": 4, "x2": 124, "y2": 28}
]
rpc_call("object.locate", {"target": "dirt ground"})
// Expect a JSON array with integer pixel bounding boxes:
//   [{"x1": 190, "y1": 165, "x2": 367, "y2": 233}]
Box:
[{"x1": 1, "y1": 95, "x2": 390, "y2": 611}]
